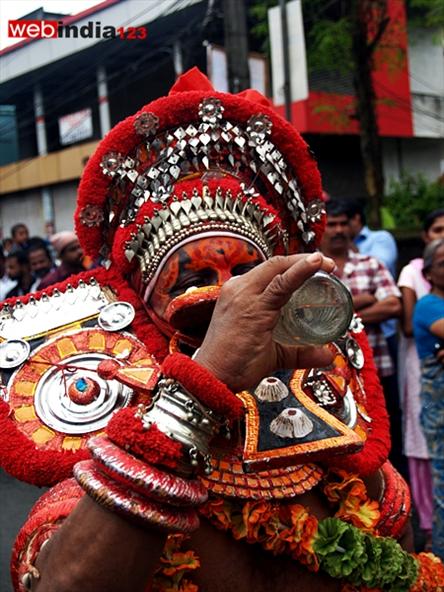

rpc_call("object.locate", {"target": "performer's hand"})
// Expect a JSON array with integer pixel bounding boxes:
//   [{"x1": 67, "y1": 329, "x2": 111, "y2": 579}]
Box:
[{"x1": 194, "y1": 252, "x2": 336, "y2": 392}]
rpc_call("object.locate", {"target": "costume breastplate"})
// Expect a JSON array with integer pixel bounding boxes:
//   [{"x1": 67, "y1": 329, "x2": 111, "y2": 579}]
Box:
[{"x1": 203, "y1": 323, "x2": 380, "y2": 500}]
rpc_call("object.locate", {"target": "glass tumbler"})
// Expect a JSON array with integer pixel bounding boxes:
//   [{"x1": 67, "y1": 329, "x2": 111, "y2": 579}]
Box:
[{"x1": 272, "y1": 271, "x2": 353, "y2": 346}]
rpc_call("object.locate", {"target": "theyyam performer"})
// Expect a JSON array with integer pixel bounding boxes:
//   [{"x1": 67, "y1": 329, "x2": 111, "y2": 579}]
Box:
[{"x1": 0, "y1": 68, "x2": 442, "y2": 592}]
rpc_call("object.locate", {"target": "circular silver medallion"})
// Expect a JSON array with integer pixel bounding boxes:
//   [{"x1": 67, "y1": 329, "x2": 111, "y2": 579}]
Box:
[
  {"x1": 98, "y1": 302, "x2": 135, "y2": 331},
  {"x1": 34, "y1": 352, "x2": 133, "y2": 434},
  {"x1": 345, "y1": 336, "x2": 364, "y2": 369},
  {"x1": 0, "y1": 339, "x2": 30, "y2": 369}
]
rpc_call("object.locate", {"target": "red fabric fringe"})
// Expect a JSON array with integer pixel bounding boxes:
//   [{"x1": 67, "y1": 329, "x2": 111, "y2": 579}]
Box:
[
  {"x1": 106, "y1": 407, "x2": 183, "y2": 470},
  {"x1": 161, "y1": 353, "x2": 244, "y2": 423},
  {"x1": 326, "y1": 329, "x2": 391, "y2": 476}
]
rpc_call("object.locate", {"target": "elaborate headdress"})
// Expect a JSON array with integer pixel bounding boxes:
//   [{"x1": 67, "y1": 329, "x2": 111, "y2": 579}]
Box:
[{"x1": 76, "y1": 68, "x2": 326, "y2": 286}]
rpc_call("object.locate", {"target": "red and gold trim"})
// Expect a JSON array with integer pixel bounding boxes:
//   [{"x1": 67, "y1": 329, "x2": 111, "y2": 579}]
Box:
[{"x1": 202, "y1": 456, "x2": 324, "y2": 500}]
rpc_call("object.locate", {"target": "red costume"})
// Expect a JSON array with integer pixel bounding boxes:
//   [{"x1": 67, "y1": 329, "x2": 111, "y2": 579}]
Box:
[{"x1": 0, "y1": 69, "x2": 442, "y2": 592}]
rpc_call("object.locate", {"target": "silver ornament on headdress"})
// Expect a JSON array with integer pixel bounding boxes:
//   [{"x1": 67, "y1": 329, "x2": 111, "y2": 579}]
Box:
[
  {"x1": 306, "y1": 199, "x2": 325, "y2": 223},
  {"x1": 246, "y1": 114, "x2": 272, "y2": 146},
  {"x1": 100, "y1": 152, "x2": 124, "y2": 177},
  {"x1": 127, "y1": 186, "x2": 287, "y2": 286},
  {"x1": 98, "y1": 95, "x2": 324, "y2": 274},
  {"x1": 134, "y1": 112, "x2": 160, "y2": 136},
  {"x1": 79, "y1": 204, "x2": 105, "y2": 227},
  {"x1": 198, "y1": 98, "x2": 224, "y2": 126}
]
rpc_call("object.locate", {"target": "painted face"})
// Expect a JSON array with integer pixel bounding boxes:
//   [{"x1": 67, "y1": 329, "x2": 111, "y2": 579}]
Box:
[{"x1": 149, "y1": 236, "x2": 264, "y2": 319}]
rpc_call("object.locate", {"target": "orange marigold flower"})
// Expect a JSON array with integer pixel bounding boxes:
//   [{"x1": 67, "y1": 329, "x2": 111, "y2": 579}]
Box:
[
  {"x1": 410, "y1": 552, "x2": 444, "y2": 591},
  {"x1": 336, "y1": 498, "x2": 380, "y2": 532},
  {"x1": 200, "y1": 498, "x2": 232, "y2": 531},
  {"x1": 161, "y1": 550, "x2": 200, "y2": 576},
  {"x1": 243, "y1": 500, "x2": 273, "y2": 543},
  {"x1": 324, "y1": 471, "x2": 368, "y2": 506}
]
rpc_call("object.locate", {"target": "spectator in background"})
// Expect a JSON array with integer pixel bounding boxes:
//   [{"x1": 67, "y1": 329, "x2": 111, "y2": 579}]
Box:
[
  {"x1": 5, "y1": 251, "x2": 39, "y2": 298},
  {"x1": 413, "y1": 237, "x2": 444, "y2": 559},
  {"x1": 347, "y1": 199, "x2": 398, "y2": 276},
  {"x1": 398, "y1": 208, "x2": 444, "y2": 549},
  {"x1": 10, "y1": 223, "x2": 30, "y2": 253},
  {"x1": 321, "y1": 199, "x2": 404, "y2": 472},
  {"x1": 347, "y1": 199, "x2": 399, "y2": 369},
  {"x1": 28, "y1": 243, "x2": 55, "y2": 281},
  {"x1": 2, "y1": 237, "x2": 13, "y2": 256},
  {"x1": 0, "y1": 249, "x2": 16, "y2": 300},
  {"x1": 38, "y1": 231, "x2": 86, "y2": 289}
]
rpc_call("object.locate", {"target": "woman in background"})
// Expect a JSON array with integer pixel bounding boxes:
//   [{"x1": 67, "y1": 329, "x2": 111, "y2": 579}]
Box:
[
  {"x1": 398, "y1": 208, "x2": 444, "y2": 548},
  {"x1": 413, "y1": 237, "x2": 444, "y2": 559}
]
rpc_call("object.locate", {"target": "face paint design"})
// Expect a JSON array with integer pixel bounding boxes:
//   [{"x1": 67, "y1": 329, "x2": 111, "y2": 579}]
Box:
[{"x1": 149, "y1": 236, "x2": 264, "y2": 319}]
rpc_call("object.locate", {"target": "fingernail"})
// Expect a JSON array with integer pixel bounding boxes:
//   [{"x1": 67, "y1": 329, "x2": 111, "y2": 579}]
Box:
[{"x1": 306, "y1": 252, "x2": 321, "y2": 263}]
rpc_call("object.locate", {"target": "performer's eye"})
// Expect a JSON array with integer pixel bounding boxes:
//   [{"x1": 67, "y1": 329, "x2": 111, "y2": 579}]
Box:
[{"x1": 170, "y1": 270, "x2": 214, "y2": 296}]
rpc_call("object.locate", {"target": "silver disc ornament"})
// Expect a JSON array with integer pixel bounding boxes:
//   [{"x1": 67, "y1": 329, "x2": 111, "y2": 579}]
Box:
[
  {"x1": 6, "y1": 328, "x2": 151, "y2": 451},
  {"x1": 0, "y1": 339, "x2": 31, "y2": 369},
  {"x1": 98, "y1": 302, "x2": 135, "y2": 331}
]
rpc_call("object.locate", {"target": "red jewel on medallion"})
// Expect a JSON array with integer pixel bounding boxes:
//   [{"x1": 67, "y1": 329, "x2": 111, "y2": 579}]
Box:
[{"x1": 68, "y1": 377, "x2": 101, "y2": 405}]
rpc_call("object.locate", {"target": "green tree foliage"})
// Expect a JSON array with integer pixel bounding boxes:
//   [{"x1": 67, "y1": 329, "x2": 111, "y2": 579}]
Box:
[
  {"x1": 249, "y1": 0, "x2": 442, "y2": 226},
  {"x1": 384, "y1": 174, "x2": 444, "y2": 229},
  {"x1": 408, "y1": 0, "x2": 444, "y2": 28}
]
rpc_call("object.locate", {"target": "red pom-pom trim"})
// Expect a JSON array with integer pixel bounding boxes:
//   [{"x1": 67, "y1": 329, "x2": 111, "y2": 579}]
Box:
[
  {"x1": 106, "y1": 407, "x2": 184, "y2": 470},
  {"x1": 161, "y1": 353, "x2": 244, "y2": 423}
]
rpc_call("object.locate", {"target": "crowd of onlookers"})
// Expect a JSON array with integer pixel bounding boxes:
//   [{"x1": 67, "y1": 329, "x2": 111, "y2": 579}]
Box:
[
  {"x1": 320, "y1": 199, "x2": 444, "y2": 559},
  {"x1": 0, "y1": 223, "x2": 90, "y2": 301}
]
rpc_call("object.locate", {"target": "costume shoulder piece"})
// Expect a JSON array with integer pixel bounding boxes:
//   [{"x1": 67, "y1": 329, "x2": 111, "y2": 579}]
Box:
[{"x1": 0, "y1": 267, "x2": 165, "y2": 486}]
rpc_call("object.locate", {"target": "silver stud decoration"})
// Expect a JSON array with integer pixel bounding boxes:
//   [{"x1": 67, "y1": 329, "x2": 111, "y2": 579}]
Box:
[
  {"x1": 21, "y1": 572, "x2": 33, "y2": 591},
  {"x1": 119, "y1": 115, "x2": 307, "y2": 229},
  {"x1": 345, "y1": 336, "x2": 364, "y2": 370},
  {"x1": 246, "y1": 114, "x2": 272, "y2": 146},
  {"x1": 100, "y1": 153, "x2": 138, "y2": 183},
  {"x1": 79, "y1": 204, "x2": 105, "y2": 227},
  {"x1": 0, "y1": 279, "x2": 111, "y2": 341},
  {"x1": 306, "y1": 199, "x2": 325, "y2": 223},
  {"x1": 134, "y1": 112, "x2": 159, "y2": 136},
  {"x1": 100, "y1": 152, "x2": 124, "y2": 177},
  {"x1": 349, "y1": 314, "x2": 364, "y2": 334},
  {"x1": 0, "y1": 339, "x2": 30, "y2": 369},
  {"x1": 198, "y1": 97, "x2": 224, "y2": 126},
  {"x1": 124, "y1": 187, "x2": 285, "y2": 285},
  {"x1": 302, "y1": 230, "x2": 316, "y2": 244},
  {"x1": 98, "y1": 100, "x2": 320, "y2": 250},
  {"x1": 98, "y1": 302, "x2": 135, "y2": 332},
  {"x1": 304, "y1": 370, "x2": 337, "y2": 406}
]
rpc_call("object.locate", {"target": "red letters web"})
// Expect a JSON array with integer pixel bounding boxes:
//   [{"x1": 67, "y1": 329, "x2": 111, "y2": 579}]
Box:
[{"x1": 8, "y1": 20, "x2": 58, "y2": 39}]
